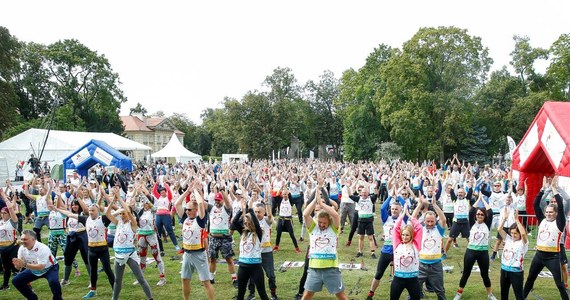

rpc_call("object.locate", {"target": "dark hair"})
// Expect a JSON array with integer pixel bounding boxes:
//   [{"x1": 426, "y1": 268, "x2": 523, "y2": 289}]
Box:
[
  {"x1": 475, "y1": 208, "x2": 488, "y2": 221},
  {"x1": 509, "y1": 223, "x2": 520, "y2": 234},
  {"x1": 71, "y1": 200, "x2": 83, "y2": 214}
]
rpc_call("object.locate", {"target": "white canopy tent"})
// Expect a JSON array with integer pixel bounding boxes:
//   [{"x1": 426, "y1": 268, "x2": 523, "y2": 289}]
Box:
[
  {"x1": 0, "y1": 128, "x2": 151, "y2": 178},
  {"x1": 151, "y1": 133, "x2": 202, "y2": 163}
]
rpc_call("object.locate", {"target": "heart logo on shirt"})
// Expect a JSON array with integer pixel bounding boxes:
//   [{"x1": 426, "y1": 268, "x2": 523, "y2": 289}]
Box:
[
  {"x1": 183, "y1": 229, "x2": 193, "y2": 239},
  {"x1": 539, "y1": 230, "x2": 550, "y2": 241},
  {"x1": 473, "y1": 232, "x2": 485, "y2": 241},
  {"x1": 423, "y1": 238, "x2": 436, "y2": 250},
  {"x1": 0, "y1": 230, "x2": 7, "y2": 238},
  {"x1": 88, "y1": 228, "x2": 99, "y2": 238},
  {"x1": 140, "y1": 219, "x2": 148, "y2": 227},
  {"x1": 212, "y1": 216, "x2": 223, "y2": 225},
  {"x1": 243, "y1": 241, "x2": 254, "y2": 253},
  {"x1": 49, "y1": 219, "x2": 57, "y2": 227},
  {"x1": 117, "y1": 233, "x2": 128, "y2": 244},
  {"x1": 315, "y1": 237, "x2": 330, "y2": 248},
  {"x1": 457, "y1": 204, "x2": 466, "y2": 212},
  {"x1": 281, "y1": 206, "x2": 291, "y2": 214},
  {"x1": 400, "y1": 255, "x2": 414, "y2": 268},
  {"x1": 502, "y1": 249, "x2": 514, "y2": 261}
]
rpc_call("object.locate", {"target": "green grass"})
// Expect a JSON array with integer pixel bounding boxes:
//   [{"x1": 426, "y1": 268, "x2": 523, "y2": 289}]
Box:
[{"x1": 2, "y1": 216, "x2": 566, "y2": 299}]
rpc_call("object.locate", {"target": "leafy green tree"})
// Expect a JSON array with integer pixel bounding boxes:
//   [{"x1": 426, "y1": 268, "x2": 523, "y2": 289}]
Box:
[
  {"x1": 305, "y1": 70, "x2": 343, "y2": 154},
  {"x1": 472, "y1": 68, "x2": 525, "y2": 154},
  {"x1": 379, "y1": 26, "x2": 492, "y2": 162},
  {"x1": 42, "y1": 39, "x2": 126, "y2": 133},
  {"x1": 510, "y1": 35, "x2": 549, "y2": 94},
  {"x1": 0, "y1": 27, "x2": 21, "y2": 137},
  {"x1": 130, "y1": 102, "x2": 148, "y2": 116},
  {"x1": 546, "y1": 33, "x2": 570, "y2": 100}
]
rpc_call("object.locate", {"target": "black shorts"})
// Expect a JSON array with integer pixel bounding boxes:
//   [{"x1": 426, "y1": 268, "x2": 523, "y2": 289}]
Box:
[
  {"x1": 449, "y1": 222, "x2": 470, "y2": 239},
  {"x1": 496, "y1": 227, "x2": 511, "y2": 240},
  {"x1": 357, "y1": 221, "x2": 374, "y2": 235}
]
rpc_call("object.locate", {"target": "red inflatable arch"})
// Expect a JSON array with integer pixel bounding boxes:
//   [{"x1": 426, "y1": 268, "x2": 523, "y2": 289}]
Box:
[{"x1": 511, "y1": 101, "x2": 570, "y2": 217}]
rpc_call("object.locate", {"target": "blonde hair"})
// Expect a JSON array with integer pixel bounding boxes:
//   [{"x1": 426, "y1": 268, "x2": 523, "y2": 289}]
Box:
[
  {"x1": 400, "y1": 224, "x2": 414, "y2": 242},
  {"x1": 317, "y1": 211, "x2": 332, "y2": 224}
]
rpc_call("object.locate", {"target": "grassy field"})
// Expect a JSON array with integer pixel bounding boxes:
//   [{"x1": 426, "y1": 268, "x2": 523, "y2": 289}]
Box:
[{"x1": 1, "y1": 215, "x2": 566, "y2": 300}]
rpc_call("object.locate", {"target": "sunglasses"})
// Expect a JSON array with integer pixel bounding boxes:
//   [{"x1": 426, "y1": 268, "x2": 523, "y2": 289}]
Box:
[
  {"x1": 476, "y1": 213, "x2": 485, "y2": 216},
  {"x1": 185, "y1": 208, "x2": 194, "y2": 212}
]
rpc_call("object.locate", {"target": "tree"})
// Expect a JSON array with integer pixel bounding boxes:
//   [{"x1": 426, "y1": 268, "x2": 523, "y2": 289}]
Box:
[
  {"x1": 0, "y1": 27, "x2": 21, "y2": 137},
  {"x1": 546, "y1": 33, "x2": 570, "y2": 100},
  {"x1": 130, "y1": 102, "x2": 148, "y2": 116},
  {"x1": 510, "y1": 35, "x2": 549, "y2": 95},
  {"x1": 379, "y1": 26, "x2": 492, "y2": 162},
  {"x1": 41, "y1": 39, "x2": 126, "y2": 133},
  {"x1": 460, "y1": 124, "x2": 491, "y2": 163},
  {"x1": 305, "y1": 70, "x2": 343, "y2": 155}
]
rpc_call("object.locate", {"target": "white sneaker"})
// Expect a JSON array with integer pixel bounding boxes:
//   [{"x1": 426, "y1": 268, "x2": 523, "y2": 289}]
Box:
[
  {"x1": 157, "y1": 278, "x2": 167, "y2": 286},
  {"x1": 132, "y1": 280, "x2": 139, "y2": 285},
  {"x1": 453, "y1": 293, "x2": 462, "y2": 300},
  {"x1": 488, "y1": 294, "x2": 497, "y2": 300},
  {"x1": 60, "y1": 279, "x2": 70, "y2": 286}
]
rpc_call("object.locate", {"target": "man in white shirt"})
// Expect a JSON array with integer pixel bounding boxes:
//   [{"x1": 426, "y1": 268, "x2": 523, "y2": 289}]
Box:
[{"x1": 12, "y1": 230, "x2": 62, "y2": 300}]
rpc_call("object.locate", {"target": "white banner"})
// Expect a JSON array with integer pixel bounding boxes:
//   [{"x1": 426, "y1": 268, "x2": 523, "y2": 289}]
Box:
[
  {"x1": 93, "y1": 147, "x2": 113, "y2": 166},
  {"x1": 71, "y1": 148, "x2": 90, "y2": 166}
]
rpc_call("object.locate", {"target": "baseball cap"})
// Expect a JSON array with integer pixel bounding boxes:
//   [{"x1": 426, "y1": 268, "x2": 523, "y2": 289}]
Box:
[
  {"x1": 235, "y1": 189, "x2": 243, "y2": 195},
  {"x1": 214, "y1": 192, "x2": 223, "y2": 201}
]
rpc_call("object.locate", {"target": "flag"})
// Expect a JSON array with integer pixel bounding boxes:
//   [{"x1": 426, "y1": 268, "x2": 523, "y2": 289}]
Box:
[{"x1": 506, "y1": 136, "x2": 517, "y2": 159}]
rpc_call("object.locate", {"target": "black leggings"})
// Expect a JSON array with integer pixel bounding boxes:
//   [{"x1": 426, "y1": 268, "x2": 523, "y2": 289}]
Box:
[
  {"x1": 290, "y1": 196, "x2": 304, "y2": 222},
  {"x1": 390, "y1": 276, "x2": 421, "y2": 300},
  {"x1": 524, "y1": 251, "x2": 569, "y2": 300},
  {"x1": 237, "y1": 264, "x2": 269, "y2": 300},
  {"x1": 297, "y1": 247, "x2": 310, "y2": 296},
  {"x1": 500, "y1": 269, "x2": 524, "y2": 300},
  {"x1": 88, "y1": 246, "x2": 115, "y2": 289},
  {"x1": 459, "y1": 248, "x2": 491, "y2": 288},
  {"x1": 275, "y1": 218, "x2": 298, "y2": 248},
  {"x1": 374, "y1": 252, "x2": 393, "y2": 280},
  {"x1": 0, "y1": 244, "x2": 18, "y2": 287},
  {"x1": 347, "y1": 211, "x2": 359, "y2": 242},
  {"x1": 271, "y1": 196, "x2": 282, "y2": 216},
  {"x1": 64, "y1": 232, "x2": 90, "y2": 281},
  {"x1": 444, "y1": 213, "x2": 454, "y2": 231}
]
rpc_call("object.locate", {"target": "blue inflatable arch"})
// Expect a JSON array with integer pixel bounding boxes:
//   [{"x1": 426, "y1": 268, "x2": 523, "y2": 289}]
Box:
[{"x1": 63, "y1": 139, "x2": 133, "y2": 180}]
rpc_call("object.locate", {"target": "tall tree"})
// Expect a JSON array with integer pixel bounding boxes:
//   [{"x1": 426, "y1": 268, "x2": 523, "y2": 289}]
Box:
[
  {"x1": 0, "y1": 27, "x2": 21, "y2": 137},
  {"x1": 129, "y1": 102, "x2": 148, "y2": 116},
  {"x1": 379, "y1": 26, "x2": 492, "y2": 162},
  {"x1": 510, "y1": 35, "x2": 549, "y2": 95},
  {"x1": 546, "y1": 33, "x2": 570, "y2": 100}
]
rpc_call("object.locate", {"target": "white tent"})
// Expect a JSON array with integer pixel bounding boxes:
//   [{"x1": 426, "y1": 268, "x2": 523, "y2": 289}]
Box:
[
  {"x1": 0, "y1": 128, "x2": 152, "y2": 178},
  {"x1": 151, "y1": 133, "x2": 202, "y2": 163}
]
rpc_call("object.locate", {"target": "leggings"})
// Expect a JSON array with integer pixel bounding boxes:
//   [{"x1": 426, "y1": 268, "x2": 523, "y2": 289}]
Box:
[
  {"x1": 523, "y1": 251, "x2": 569, "y2": 300},
  {"x1": 347, "y1": 211, "x2": 359, "y2": 242},
  {"x1": 48, "y1": 233, "x2": 66, "y2": 257},
  {"x1": 275, "y1": 218, "x2": 299, "y2": 248},
  {"x1": 113, "y1": 257, "x2": 153, "y2": 300},
  {"x1": 248, "y1": 252, "x2": 276, "y2": 293},
  {"x1": 271, "y1": 196, "x2": 282, "y2": 216},
  {"x1": 297, "y1": 247, "x2": 310, "y2": 296},
  {"x1": 459, "y1": 248, "x2": 491, "y2": 288},
  {"x1": 390, "y1": 276, "x2": 421, "y2": 300},
  {"x1": 237, "y1": 264, "x2": 269, "y2": 300},
  {"x1": 444, "y1": 213, "x2": 454, "y2": 231},
  {"x1": 88, "y1": 246, "x2": 115, "y2": 290},
  {"x1": 63, "y1": 232, "x2": 90, "y2": 281},
  {"x1": 500, "y1": 269, "x2": 524, "y2": 300},
  {"x1": 138, "y1": 233, "x2": 165, "y2": 276},
  {"x1": 0, "y1": 244, "x2": 18, "y2": 287},
  {"x1": 374, "y1": 252, "x2": 393, "y2": 280},
  {"x1": 290, "y1": 196, "x2": 304, "y2": 222},
  {"x1": 156, "y1": 214, "x2": 179, "y2": 247}
]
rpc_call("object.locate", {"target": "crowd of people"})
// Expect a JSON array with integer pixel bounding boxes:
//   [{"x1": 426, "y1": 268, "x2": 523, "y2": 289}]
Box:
[{"x1": 0, "y1": 157, "x2": 568, "y2": 300}]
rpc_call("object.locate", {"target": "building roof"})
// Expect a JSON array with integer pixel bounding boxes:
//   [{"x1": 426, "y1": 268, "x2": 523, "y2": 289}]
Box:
[{"x1": 121, "y1": 115, "x2": 183, "y2": 135}]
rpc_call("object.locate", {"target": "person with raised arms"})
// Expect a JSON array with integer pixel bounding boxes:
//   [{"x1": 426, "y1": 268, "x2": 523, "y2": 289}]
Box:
[
  {"x1": 497, "y1": 209, "x2": 527, "y2": 300},
  {"x1": 174, "y1": 179, "x2": 214, "y2": 300},
  {"x1": 301, "y1": 182, "x2": 347, "y2": 300},
  {"x1": 452, "y1": 193, "x2": 497, "y2": 300},
  {"x1": 523, "y1": 175, "x2": 569, "y2": 300},
  {"x1": 0, "y1": 191, "x2": 19, "y2": 291},
  {"x1": 105, "y1": 192, "x2": 153, "y2": 300}
]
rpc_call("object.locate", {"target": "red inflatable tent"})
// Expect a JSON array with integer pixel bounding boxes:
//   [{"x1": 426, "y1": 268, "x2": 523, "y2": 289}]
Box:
[{"x1": 511, "y1": 101, "x2": 570, "y2": 217}]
